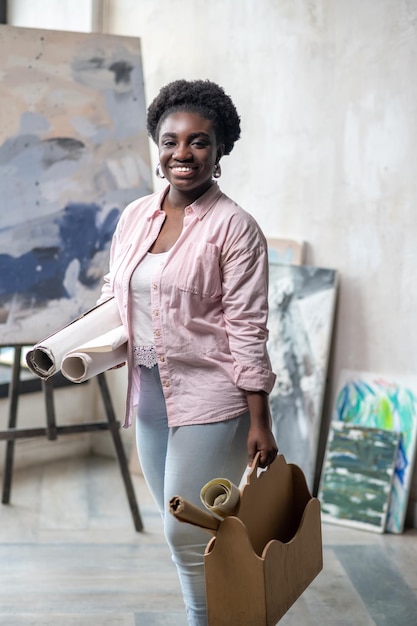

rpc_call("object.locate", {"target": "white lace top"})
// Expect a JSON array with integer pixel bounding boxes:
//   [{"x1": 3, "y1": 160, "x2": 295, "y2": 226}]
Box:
[{"x1": 130, "y1": 251, "x2": 169, "y2": 368}]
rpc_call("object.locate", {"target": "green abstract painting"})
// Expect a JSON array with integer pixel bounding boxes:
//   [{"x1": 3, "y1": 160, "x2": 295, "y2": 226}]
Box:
[{"x1": 319, "y1": 423, "x2": 400, "y2": 532}]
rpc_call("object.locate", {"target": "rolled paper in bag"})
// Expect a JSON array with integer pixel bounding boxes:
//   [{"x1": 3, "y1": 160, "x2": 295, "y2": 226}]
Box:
[
  {"x1": 200, "y1": 478, "x2": 240, "y2": 518},
  {"x1": 169, "y1": 496, "x2": 220, "y2": 535}
]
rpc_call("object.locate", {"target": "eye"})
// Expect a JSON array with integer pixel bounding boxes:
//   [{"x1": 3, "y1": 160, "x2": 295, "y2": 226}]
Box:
[
  {"x1": 192, "y1": 140, "x2": 208, "y2": 148},
  {"x1": 162, "y1": 140, "x2": 176, "y2": 147}
]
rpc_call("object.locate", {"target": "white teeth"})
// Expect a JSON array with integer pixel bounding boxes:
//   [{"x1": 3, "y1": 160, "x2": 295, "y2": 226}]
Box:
[{"x1": 173, "y1": 167, "x2": 192, "y2": 172}]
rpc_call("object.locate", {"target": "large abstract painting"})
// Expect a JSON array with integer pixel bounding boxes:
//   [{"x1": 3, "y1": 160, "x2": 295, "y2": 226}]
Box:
[
  {"x1": 0, "y1": 26, "x2": 152, "y2": 344},
  {"x1": 319, "y1": 423, "x2": 399, "y2": 533},
  {"x1": 334, "y1": 370, "x2": 417, "y2": 533},
  {"x1": 267, "y1": 263, "x2": 338, "y2": 489}
]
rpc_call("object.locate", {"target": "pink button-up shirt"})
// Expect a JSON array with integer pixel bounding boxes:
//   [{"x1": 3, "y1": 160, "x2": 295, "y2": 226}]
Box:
[{"x1": 98, "y1": 182, "x2": 276, "y2": 428}]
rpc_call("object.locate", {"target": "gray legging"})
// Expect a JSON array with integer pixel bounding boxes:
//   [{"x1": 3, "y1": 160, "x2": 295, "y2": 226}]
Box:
[{"x1": 135, "y1": 364, "x2": 250, "y2": 626}]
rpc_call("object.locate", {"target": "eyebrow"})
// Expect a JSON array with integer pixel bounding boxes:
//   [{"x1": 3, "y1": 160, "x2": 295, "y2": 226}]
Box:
[{"x1": 160, "y1": 131, "x2": 211, "y2": 140}]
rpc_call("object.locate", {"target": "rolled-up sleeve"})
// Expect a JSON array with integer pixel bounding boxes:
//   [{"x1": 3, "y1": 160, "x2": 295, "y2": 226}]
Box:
[{"x1": 220, "y1": 216, "x2": 276, "y2": 394}]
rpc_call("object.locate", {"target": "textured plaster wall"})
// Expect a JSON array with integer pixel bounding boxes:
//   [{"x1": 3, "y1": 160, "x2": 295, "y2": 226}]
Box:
[
  {"x1": 7, "y1": 0, "x2": 96, "y2": 32},
  {"x1": 106, "y1": 0, "x2": 416, "y2": 377},
  {"x1": 105, "y1": 0, "x2": 417, "y2": 515}
]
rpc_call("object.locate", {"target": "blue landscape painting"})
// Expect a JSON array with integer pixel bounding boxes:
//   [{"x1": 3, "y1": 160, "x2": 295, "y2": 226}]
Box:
[{"x1": 0, "y1": 26, "x2": 152, "y2": 344}]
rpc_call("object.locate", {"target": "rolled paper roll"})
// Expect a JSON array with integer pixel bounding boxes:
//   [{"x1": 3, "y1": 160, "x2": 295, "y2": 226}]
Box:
[
  {"x1": 200, "y1": 478, "x2": 240, "y2": 518},
  {"x1": 26, "y1": 298, "x2": 123, "y2": 380},
  {"x1": 61, "y1": 343, "x2": 127, "y2": 383},
  {"x1": 169, "y1": 496, "x2": 220, "y2": 534},
  {"x1": 27, "y1": 345, "x2": 56, "y2": 379}
]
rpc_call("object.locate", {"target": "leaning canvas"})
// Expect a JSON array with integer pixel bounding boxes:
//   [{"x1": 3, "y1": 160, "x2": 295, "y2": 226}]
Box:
[
  {"x1": 334, "y1": 370, "x2": 417, "y2": 533},
  {"x1": 267, "y1": 238, "x2": 305, "y2": 265},
  {"x1": 267, "y1": 263, "x2": 338, "y2": 489},
  {"x1": 318, "y1": 423, "x2": 400, "y2": 533},
  {"x1": 0, "y1": 25, "x2": 152, "y2": 345}
]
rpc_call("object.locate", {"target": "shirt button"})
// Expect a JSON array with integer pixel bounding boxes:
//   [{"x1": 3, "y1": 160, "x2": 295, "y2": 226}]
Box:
[
  {"x1": 185, "y1": 207, "x2": 192, "y2": 215},
  {"x1": 159, "y1": 356, "x2": 165, "y2": 363},
  {"x1": 163, "y1": 380, "x2": 170, "y2": 388},
  {"x1": 152, "y1": 282, "x2": 157, "y2": 290},
  {"x1": 154, "y1": 329, "x2": 161, "y2": 337},
  {"x1": 153, "y1": 309, "x2": 159, "y2": 316}
]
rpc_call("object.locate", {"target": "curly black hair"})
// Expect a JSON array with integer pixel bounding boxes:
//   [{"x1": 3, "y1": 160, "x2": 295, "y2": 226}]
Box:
[{"x1": 147, "y1": 79, "x2": 241, "y2": 155}]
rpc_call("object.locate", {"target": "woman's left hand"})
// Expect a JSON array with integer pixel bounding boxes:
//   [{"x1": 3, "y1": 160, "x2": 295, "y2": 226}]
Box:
[
  {"x1": 245, "y1": 390, "x2": 278, "y2": 468},
  {"x1": 247, "y1": 424, "x2": 278, "y2": 468}
]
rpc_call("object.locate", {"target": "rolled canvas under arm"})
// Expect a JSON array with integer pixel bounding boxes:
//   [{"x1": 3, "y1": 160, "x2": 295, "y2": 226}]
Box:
[
  {"x1": 61, "y1": 343, "x2": 127, "y2": 383},
  {"x1": 26, "y1": 298, "x2": 125, "y2": 380}
]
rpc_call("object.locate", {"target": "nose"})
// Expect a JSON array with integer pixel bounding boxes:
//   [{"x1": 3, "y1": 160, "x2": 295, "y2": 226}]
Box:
[{"x1": 173, "y1": 142, "x2": 192, "y2": 161}]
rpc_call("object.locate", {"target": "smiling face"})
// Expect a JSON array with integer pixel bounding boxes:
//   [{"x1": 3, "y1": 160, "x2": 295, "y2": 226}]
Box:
[{"x1": 158, "y1": 110, "x2": 224, "y2": 204}]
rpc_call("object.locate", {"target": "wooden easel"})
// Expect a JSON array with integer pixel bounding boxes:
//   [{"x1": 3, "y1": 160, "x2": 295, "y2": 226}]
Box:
[{"x1": 0, "y1": 345, "x2": 143, "y2": 532}]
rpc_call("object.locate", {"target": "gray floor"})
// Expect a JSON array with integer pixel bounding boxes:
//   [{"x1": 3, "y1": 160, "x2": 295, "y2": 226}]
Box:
[{"x1": 0, "y1": 455, "x2": 416, "y2": 625}]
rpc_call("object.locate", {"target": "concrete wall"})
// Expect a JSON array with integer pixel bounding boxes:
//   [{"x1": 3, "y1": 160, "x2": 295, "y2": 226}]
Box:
[{"x1": 5, "y1": 0, "x2": 417, "y2": 522}]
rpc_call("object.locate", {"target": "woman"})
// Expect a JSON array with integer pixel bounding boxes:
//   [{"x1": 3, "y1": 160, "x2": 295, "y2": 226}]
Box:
[{"x1": 99, "y1": 79, "x2": 278, "y2": 626}]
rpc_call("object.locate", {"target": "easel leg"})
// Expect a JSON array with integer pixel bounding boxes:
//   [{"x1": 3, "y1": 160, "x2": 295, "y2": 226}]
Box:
[
  {"x1": 42, "y1": 378, "x2": 58, "y2": 440},
  {"x1": 96, "y1": 373, "x2": 143, "y2": 532},
  {"x1": 2, "y1": 347, "x2": 21, "y2": 504}
]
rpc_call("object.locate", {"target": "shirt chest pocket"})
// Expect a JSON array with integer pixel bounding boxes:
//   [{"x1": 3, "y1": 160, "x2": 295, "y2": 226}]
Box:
[{"x1": 175, "y1": 242, "x2": 222, "y2": 298}]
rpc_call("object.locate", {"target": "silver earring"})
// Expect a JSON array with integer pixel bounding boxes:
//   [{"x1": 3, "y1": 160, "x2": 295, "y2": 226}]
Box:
[
  {"x1": 155, "y1": 163, "x2": 165, "y2": 179},
  {"x1": 213, "y1": 162, "x2": 221, "y2": 179}
]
